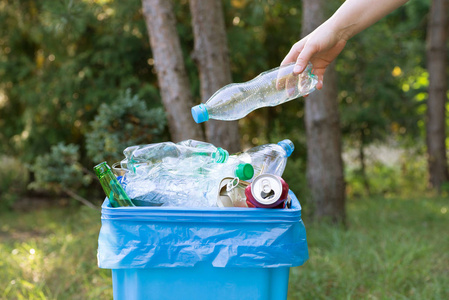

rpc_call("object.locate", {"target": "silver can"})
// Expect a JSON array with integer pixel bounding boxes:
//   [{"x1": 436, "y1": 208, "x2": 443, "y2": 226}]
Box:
[{"x1": 245, "y1": 174, "x2": 289, "y2": 208}]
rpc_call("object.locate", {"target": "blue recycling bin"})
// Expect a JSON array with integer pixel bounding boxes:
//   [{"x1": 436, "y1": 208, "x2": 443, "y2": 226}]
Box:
[{"x1": 97, "y1": 191, "x2": 308, "y2": 300}]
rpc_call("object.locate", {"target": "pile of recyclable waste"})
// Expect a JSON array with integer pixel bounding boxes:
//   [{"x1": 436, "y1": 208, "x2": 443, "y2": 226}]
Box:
[
  {"x1": 94, "y1": 138, "x2": 295, "y2": 209},
  {"x1": 94, "y1": 62, "x2": 319, "y2": 209}
]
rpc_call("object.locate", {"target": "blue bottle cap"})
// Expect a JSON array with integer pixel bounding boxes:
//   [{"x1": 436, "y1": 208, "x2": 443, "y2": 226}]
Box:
[
  {"x1": 191, "y1": 104, "x2": 209, "y2": 123},
  {"x1": 277, "y1": 139, "x2": 294, "y2": 157}
]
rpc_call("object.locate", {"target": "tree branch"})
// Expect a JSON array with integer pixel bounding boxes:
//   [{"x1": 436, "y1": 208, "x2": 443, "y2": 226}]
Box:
[{"x1": 64, "y1": 187, "x2": 99, "y2": 211}]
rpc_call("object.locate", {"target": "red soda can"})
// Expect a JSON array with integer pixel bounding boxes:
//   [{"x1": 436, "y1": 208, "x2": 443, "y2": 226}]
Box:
[{"x1": 245, "y1": 174, "x2": 289, "y2": 209}]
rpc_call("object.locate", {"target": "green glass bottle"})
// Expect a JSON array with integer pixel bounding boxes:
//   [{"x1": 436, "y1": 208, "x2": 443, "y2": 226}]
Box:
[{"x1": 94, "y1": 162, "x2": 135, "y2": 207}]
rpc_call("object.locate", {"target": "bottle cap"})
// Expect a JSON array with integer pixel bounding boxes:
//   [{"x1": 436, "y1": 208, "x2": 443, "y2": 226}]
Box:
[
  {"x1": 235, "y1": 163, "x2": 254, "y2": 180},
  {"x1": 215, "y1": 148, "x2": 229, "y2": 163},
  {"x1": 191, "y1": 104, "x2": 209, "y2": 123},
  {"x1": 94, "y1": 161, "x2": 111, "y2": 177},
  {"x1": 277, "y1": 139, "x2": 294, "y2": 157}
]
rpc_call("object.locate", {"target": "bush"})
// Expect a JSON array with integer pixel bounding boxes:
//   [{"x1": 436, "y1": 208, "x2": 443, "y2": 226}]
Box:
[
  {"x1": 28, "y1": 143, "x2": 98, "y2": 209},
  {"x1": 345, "y1": 150, "x2": 428, "y2": 198},
  {"x1": 29, "y1": 143, "x2": 91, "y2": 193},
  {"x1": 0, "y1": 155, "x2": 29, "y2": 211},
  {"x1": 86, "y1": 89, "x2": 167, "y2": 164}
]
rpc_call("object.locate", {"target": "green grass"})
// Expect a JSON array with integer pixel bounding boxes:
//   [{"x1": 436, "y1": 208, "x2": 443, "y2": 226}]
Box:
[
  {"x1": 1, "y1": 196, "x2": 448, "y2": 299},
  {"x1": 288, "y1": 196, "x2": 449, "y2": 300},
  {"x1": 0, "y1": 206, "x2": 111, "y2": 300}
]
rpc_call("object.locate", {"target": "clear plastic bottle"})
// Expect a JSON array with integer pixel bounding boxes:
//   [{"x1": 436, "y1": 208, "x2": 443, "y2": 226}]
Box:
[
  {"x1": 94, "y1": 162, "x2": 135, "y2": 207},
  {"x1": 122, "y1": 140, "x2": 229, "y2": 177},
  {"x1": 191, "y1": 63, "x2": 317, "y2": 123},
  {"x1": 123, "y1": 161, "x2": 254, "y2": 207},
  {"x1": 233, "y1": 139, "x2": 294, "y2": 180}
]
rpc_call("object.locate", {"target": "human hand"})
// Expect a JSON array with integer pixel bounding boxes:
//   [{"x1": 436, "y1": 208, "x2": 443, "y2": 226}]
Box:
[{"x1": 281, "y1": 23, "x2": 348, "y2": 90}]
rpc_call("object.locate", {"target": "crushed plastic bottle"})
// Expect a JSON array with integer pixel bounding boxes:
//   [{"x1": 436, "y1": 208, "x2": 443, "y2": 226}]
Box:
[
  {"x1": 119, "y1": 140, "x2": 254, "y2": 207},
  {"x1": 122, "y1": 139, "x2": 294, "y2": 207},
  {"x1": 117, "y1": 139, "x2": 294, "y2": 208},
  {"x1": 122, "y1": 160, "x2": 254, "y2": 207},
  {"x1": 191, "y1": 63, "x2": 318, "y2": 123},
  {"x1": 122, "y1": 140, "x2": 229, "y2": 178},
  {"x1": 233, "y1": 139, "x2": 294, "y2": 180}
]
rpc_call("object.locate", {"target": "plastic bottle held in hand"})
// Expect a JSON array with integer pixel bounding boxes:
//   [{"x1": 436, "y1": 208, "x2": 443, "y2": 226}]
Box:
[
  {"x1": 191, "y1": 63, "x2": 318, "y2": 123},
  {"x1": 235, "y1": 139, "x2": 294, "y2": 179},
  {"x1": 94, "y1": 162, "x2": 135, "y2": 207}
]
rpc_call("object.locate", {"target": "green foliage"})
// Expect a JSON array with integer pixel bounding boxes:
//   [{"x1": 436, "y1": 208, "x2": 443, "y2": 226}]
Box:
[
  {"x1": 86, "y1": 89, "x2": 166, "y2": 164},
  {"x1": 0, "y1": 1, "x2": 168, "y2": 200},
  {"x1": 224, "y1": 0, "x2": 304, "y2": 79},
  {"x1": 29, "y1": 143, "x2": 92, "y2": 194},
  {"x1": 440, "y1": 181, "x2": 449, "y2": 195},
  {"x1": 345, "y1": 146, "x2": 429, "y2": 198},
  {"x1": 338, "y1": 0, "x2": 428, "y2": 149},
  {"x1": 335, "y1": 1, "x2": 430, "y2": 193},
  {"x1": 282, "y1": 156, "x2": 309, "y2": 208},
  {"x1": 0, "y1": 0, "x2": 445, "y2": 203},
  {"x1": 0, "y1": 156, "x2": 29, "y2": 211},
  {"x1": 0, "y1": 0, "x2": 164, "y2": 163}
]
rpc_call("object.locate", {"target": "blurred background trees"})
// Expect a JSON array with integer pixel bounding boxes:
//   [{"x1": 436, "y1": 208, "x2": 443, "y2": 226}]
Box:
[
  {"x1": 301, "y1": 0, "x2": 345, "y2": 223},
  {"x1": 0, "y1": 0, "x2": 447, "y2": 221}
]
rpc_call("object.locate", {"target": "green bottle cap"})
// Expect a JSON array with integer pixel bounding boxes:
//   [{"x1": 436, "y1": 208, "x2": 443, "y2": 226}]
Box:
[{"x1": 235, "y1": 163, "x2": 254, "y2": 180}]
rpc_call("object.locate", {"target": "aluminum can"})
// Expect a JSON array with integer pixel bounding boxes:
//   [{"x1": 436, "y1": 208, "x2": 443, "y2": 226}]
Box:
[
  {"x1": 217, "y1": 177, "x2": 250, "y2": 208},
  {"x1": 245, "y1": 174, "x2": 289, "y2": 208}
]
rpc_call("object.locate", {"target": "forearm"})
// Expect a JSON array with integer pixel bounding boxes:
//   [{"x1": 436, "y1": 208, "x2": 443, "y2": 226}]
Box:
[{"x1": 327, "y1": 0, "x2": 409, "y2": 41}]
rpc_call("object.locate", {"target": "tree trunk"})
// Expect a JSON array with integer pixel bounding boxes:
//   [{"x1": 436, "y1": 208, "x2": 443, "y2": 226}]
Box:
[
  {"x1": 426, "y1": 0, "x2": 449, "y2": 191},
  {"x1": 142, "y1": 0, "x2": 204, "y2": 142},
  {"x1": 189, "y1": 0, "x2": 240, "y2": 153},
  {"x1": 302, "y1": 0, "x2": 346, "y2": 223}
]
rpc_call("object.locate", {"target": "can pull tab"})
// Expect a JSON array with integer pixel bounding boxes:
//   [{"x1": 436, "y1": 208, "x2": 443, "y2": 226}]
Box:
[
  {"x1": 260, "y1": 179, "x2": 275, "y2": 200},
  {"x1": 226, "y1": 177, "x2": 240, "y2": 192},
  {"x1": 224, "y1": 177, "x2": 248, "y2": 207}
]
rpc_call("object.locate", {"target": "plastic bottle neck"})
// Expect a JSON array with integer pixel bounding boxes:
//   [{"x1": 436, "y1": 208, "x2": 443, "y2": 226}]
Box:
[
  {"x1": 277, "y1": 140, "x2": 294, "y2": 157},
  {"x1": 213, "y1": 148, "x2": 229, "y2": 163}
]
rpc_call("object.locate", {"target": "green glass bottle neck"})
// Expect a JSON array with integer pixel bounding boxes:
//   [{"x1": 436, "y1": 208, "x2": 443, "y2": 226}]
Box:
[{"x1": 94, "y1": 162, "x2": 112, "y2": 178}]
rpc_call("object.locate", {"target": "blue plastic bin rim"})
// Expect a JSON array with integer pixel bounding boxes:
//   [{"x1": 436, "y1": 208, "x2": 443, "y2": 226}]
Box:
[
  {"x1": 101, "y1": 190, "x2": 302, "y2": 223},
  {"x1": 98, "y1": 190, "x2": 309, "y2": 269}
]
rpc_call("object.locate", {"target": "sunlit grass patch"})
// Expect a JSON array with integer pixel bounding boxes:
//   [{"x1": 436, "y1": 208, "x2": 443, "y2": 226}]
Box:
[
  {"x1": 0, "y1": 207, "x2": 112, "y2": 300},
  {"x1": 289, "y1": 196, "x2": 449, "y2": 299}
]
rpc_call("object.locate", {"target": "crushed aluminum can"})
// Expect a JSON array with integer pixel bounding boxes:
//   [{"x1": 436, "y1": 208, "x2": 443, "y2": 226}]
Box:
[
  {"x1": 217, "y1": 177, "x2": 250, "y2": 207},
  {"x1": 245, "y1": 174, "x2": 289, "y2": 209}
]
